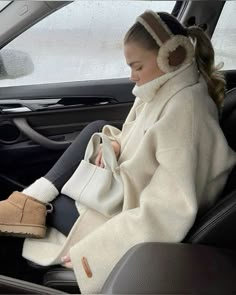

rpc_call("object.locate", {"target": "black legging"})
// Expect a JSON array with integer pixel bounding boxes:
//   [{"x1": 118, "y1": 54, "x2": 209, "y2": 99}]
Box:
[
  {"x1": 45, "y1": 120, "x2": 107, "y2": 190},
  {"x1": 45, "y1": 120, "x2": 107, "y2": 236}
]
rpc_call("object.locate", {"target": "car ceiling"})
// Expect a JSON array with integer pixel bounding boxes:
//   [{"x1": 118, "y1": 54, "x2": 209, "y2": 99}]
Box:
[{"x1": 0, "y1": 1, "x2": 71, "y2": 49}]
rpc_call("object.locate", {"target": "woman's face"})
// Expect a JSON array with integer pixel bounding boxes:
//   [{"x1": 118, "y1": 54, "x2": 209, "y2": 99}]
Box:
[{"x1": 124, "y1": 42, "x2": 165, "y2": 86}]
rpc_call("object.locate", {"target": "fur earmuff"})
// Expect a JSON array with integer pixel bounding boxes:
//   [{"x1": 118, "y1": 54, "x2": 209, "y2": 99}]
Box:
[
  {"x1": 137, "y1": 10, "x2": 195, "y2": 73},
  {"x1": 157, "y1": 35, "x2": 195, "y2": 73}
]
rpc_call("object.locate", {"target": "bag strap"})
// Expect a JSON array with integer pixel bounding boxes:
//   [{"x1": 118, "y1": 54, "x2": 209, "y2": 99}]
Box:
[{"x1": 84, "y1": 133, "x2": 118, "y2": 170}]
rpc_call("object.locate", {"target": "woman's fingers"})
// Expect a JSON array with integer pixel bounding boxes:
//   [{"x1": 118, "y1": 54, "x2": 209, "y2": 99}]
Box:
[
  {"x1": 61, "y1": 255, "x2": 73, "y2": 269},
  {"x1": 111, "y1": 140, "x2": 121, "y2": 159},
  {"x1": 100, "y1": 160, "x2": 105, "y2": 168},
  {"x1": 61, "y1": 255, "x2": 71, "y2": 263},
  {"x1": 95, "y1": 141, "x2": 121, "y2": 166},
  {"x1": 95, "y1": 149, "x2": 102, "y2": 166},
  {"x1": 95, "y1": 145, "x2": 105, "y2": 168}
]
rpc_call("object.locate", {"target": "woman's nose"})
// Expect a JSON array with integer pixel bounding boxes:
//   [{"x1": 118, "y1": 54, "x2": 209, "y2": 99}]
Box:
[{"x1": 130, "y1": 71, "x2": 138, "y2": 82}]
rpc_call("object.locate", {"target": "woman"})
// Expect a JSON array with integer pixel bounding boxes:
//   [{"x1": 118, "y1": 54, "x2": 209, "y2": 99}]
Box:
[{"x1": 0, "y1": 10, "x2": 235, "y2": 294}]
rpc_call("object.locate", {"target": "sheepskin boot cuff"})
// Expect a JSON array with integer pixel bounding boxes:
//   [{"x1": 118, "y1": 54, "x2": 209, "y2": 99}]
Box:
[
  {"x1": 0, "y1": 191, "x2": 48, "y2": 238},
  {"x1": 23, "y1": 177, "x2": 59, "y2": 203}
]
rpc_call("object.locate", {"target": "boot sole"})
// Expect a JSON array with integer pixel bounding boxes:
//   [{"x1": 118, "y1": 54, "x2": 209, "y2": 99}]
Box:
[{"x1": 0, "y1": 223, "x2": 46, "y2": 239}]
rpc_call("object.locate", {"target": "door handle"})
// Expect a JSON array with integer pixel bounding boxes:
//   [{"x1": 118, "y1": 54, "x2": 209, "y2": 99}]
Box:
[{"x1": 13, "y1": 117, "x2": 71, "y2": 150}]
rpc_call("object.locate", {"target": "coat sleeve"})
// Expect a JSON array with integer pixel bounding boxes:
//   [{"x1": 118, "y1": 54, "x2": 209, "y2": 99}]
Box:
[
  {"x1": 102, "y1": 97, "x2": 143, "y2": 144},
  {"x1": 69, "y1": 145, "x2": 198, "y2": 294},
  {"x1": 102, "y1": 124, "x2": 122, "y2": 144}
]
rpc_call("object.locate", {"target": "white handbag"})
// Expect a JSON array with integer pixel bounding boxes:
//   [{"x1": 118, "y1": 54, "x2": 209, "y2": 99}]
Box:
[{"x1": 61, "y1": 133, "x2": 123, "y2": 217}]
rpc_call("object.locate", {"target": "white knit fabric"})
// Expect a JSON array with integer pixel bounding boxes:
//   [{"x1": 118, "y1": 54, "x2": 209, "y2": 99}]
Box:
[
  {"x1": 23, "y1": 177, "x2": 59, "y2": 203},
  {"x1": 132, "y1": 62, "x2": 190, "y2": 103}
]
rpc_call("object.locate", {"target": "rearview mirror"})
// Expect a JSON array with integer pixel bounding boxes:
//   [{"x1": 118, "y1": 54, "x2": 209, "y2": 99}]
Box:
[{"x1": 0, "y1": 49, "x2": 34, "y2": 79}]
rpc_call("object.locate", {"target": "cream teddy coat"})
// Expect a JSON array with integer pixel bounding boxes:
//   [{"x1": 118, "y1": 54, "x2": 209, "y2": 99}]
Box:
[{"x1": 23, "y1": 62, "x2": 236, "y2": 294}]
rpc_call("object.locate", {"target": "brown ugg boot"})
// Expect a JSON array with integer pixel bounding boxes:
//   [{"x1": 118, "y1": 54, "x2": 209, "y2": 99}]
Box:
[{"x1": 0, "y1": 191, "x2": 49, "y2": 238}]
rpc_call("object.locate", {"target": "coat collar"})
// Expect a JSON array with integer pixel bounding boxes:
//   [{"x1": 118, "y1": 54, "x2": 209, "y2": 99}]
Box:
[{"x1": 132, "y1": 61, "x2": 199, "y2": 103}]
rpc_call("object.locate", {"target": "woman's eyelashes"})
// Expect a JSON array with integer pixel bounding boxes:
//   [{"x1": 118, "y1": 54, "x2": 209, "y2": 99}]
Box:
[
  {"x1": 129, "y1": 63, "x2": 142, "y2": 71},
  {"x1": 135, "y1": 66, "x2": 142, "y2": 71}
]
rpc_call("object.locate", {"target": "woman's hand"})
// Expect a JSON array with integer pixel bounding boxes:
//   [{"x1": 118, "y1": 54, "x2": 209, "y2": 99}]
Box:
[
  {"x1": 95, "y1": 140, "x2": 120, "y2": 168},
  {"x1": 95, "y1": 144, "x2": 105, "y2": 168},
  {"x1": 111, "y1": 140, "x2": 121, "y2": 158},
  {"x1": 61, "y1": 255, "x2": 73, "y2": 268}
]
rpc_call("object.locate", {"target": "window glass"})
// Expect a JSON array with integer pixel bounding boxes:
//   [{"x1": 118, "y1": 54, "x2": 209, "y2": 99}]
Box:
[
  {"x1": 212, "y1": 1, "x2": 236, "y2": 70},
  {"x1": 0, "y1": 1, "x2": 175, "y2": 87},
  {"x1": 0, "y1": 1, "x2": 11, "y2": 11}
]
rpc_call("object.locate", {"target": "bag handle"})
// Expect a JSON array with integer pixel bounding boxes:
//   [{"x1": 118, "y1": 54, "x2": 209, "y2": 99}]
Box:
[{"x1": 84, "y1": 133, "x2": 118, "y2": 170}]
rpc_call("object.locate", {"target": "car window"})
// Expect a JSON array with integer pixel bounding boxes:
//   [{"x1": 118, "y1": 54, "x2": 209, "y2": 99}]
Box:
[
  {"x1": 212, "y1": 1, "x2": 236, "y2": 71},
  {"x1": 0, "y1": 1, "x2": 11, "y2": 11},
  {"x1": 0, "y1": 1, "x2": 175, "y2": 87}
]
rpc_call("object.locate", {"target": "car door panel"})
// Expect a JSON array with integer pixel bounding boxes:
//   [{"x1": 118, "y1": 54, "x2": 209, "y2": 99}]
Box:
[
  {"x1": 0, "y1": 78, "x2": 134, "y2": 196},
  {"x1": 225, "y1": 70, "x2": 236, "y2": 91}
]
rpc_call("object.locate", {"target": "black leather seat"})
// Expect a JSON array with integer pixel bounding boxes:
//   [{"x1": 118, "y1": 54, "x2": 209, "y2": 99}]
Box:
[
  {"x1": 220, "y1": 87, "x2": 236, "y2": 151},
  {"x1": 184, "y1": 166, "x2": 236, "y2": 247},
  {"x1": 183, "y1": 87, "x2": 236, "y2": 247}
]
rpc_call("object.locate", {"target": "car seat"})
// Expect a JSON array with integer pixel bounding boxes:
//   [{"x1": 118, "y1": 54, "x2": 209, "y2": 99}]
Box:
[{"x1": 184, "y1": 87, "x2": 236, "y2": 247}]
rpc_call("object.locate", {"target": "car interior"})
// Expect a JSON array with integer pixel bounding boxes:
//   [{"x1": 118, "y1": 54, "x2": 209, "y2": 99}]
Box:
[{"x1": 0, "y1": 0, "x2": 235, "y2": 294}]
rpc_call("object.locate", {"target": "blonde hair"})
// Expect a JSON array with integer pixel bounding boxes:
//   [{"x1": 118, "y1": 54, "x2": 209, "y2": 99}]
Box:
[
  {"x1": 124, "y1": 13, "x2": 226, "y2": 109},
  {"x1": 124, "y1": 22, "x2": 158, "y2": 52},
  {"x1": 187, "y1": 26, "x2": 225, "y2": 109}
]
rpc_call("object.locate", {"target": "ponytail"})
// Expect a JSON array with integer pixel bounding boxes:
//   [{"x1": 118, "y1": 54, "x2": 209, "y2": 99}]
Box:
[{"x1": 187, "y1": 26, "x2": 225, "y2": 109}]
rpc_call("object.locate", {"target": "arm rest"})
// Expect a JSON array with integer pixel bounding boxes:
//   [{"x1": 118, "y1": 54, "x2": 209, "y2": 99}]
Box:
[
  {"x1": 43, "y1": 267, "x2": 80, "y2": 294},
  {"x1": 102, "y1": 242, "x2": 236, "y2": 294}
]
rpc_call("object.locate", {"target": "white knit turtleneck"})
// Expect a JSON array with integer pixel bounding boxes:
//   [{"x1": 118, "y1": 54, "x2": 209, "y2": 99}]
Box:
[{"x1": 132, "y1": 63, "x2": 192, "y2": 103}]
